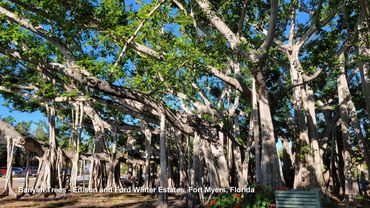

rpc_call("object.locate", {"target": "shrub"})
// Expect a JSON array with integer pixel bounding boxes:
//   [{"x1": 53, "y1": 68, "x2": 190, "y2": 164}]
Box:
[
  {"x1": 205, "y1": 184, "x2": 282, "y2": 208},
  {"x1": 205, "y1": 193, "x2": 242, "y2": 208},
  {"x1": 242, "y1": 184, "x2": 274, "y2": 208}
]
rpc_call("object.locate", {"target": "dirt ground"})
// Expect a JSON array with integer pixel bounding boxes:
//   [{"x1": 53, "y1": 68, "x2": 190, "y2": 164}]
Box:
[
  {"x1": 0, "y1": 192, "x2": 187, "y2": 208},
  {"x1": 0, "y1": 177, "x2": 188, "y2": 207}
]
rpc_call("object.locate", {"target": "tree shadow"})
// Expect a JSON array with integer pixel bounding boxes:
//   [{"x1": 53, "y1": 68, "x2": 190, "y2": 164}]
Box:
[{"x1": 40, "y1": 199, "x2": 78, "y2": 208}]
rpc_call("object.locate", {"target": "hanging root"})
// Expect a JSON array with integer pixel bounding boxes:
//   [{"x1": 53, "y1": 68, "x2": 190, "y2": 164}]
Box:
[
  {"x1": 16, "y1": 153, "x2": 31, "y2": 199},
  {"x1": 0, "y1": 137, "x2": 17, "y2": 198},
  {"x1": 106, "y1": 154, "x2": 119, "y2": 189},
  {"x1": 32, "y1": 149, "x2": 58, "y2": 198},
  {"x1": 70, "y1": 152, "x2": 79, "y2": 189},
  {"x1": 56, "y1": 147, "x2": 64, "y2": 188},
  {"x1": 115, "y1": 161, "x2": 123, "y2": 188},
  {"x1": 88, "y1": 157, "x2": 104, "y2": 189}
]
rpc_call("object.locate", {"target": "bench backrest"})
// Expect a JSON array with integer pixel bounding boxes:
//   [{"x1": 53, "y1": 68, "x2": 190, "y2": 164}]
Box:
[{"x1": 275, "y1": 189, "x2": 321, "y2": 208}]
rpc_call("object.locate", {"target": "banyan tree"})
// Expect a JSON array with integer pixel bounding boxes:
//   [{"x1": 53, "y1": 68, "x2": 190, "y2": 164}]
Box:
[{"x1": 0, "y1": 0, "x2": 369, "y2": 207}]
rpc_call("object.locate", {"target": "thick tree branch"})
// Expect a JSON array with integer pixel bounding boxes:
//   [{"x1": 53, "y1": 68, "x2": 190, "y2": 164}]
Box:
[
  {"x1": 0, "y1": 120, "x2": 44, "y2": 157},
  {"x1": 237, "y1": 0, "x2": 249, "y2": 36},
  {"x1": 0, "y1": 45, "x2": 194, "y2": 135},
  {"x1": 207, "y1": 65, "x2": 251, "y2": 100},
  {"x1": 196, "y1": 0, "x2": 278, "y2": 62},
  {"x1": 288, "y1": 5, "x2": 297, "y2": 46},
  {"x1": 0, "y1": 84, "x2": 140, "y2": 136},
  {"x1": 302, "y1": 67, "x2": 324, "y2": 82},
  {"x1": 177, "y1": 91, "x2": 222, "y2": 119},
  {"x1": 195, "y1": 0, "x2": 240, "y2": 49},
  {"x1": 195, "y1": 0, "x2": 257, "y2": 62},
  {"x1": 256, "y1": 0, "x2": 279, "y2": 55}
]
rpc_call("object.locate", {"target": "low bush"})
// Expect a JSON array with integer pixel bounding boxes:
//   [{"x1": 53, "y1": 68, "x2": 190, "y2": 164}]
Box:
[{"x1": 205, "y1": 184, "x2": 289, "y2": 208}]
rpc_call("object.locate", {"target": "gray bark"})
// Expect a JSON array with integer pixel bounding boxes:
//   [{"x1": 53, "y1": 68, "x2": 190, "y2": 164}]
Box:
[
  {"x1": 287, "y1": 51, "x2": 323, "y2": 189},
  {"x1": 143, "y1": 127, "x2": 152, "y2": 188},
  {"x1": 202, "y1": 140, "x2": 220, "y2": 188},
  {"x1": 159, "y1": 114, "x2": 168, "y2": 208},
  {"x1": 0, "y1": 137, "x2": 16, "y2": 198},
  {"x1": 256, "y1": 71, "x2": 283, "y2": 187},
  {"x1": 192, "y1": 132, "x2": 204, "y2": 203},
  {"x1": 251, "y1": 78, "x2": 262, "y2": 184},
  {"x1": 337, "y1": 55, "x2": 359, "y2": 199},
  {"x1": 358, "y1": 18, "x2": 370, "y2": 176},
  {"x1": 211, "y1": 132, "x2": 230, "y2": 188}
]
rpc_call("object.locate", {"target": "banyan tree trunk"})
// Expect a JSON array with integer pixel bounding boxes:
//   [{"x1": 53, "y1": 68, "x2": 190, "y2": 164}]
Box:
[
  {"x1": 88, "y1": 158, "x2": 104, "y2": 189},
  {"x1": 159, "y1": 113, "x2": 168, "y2": 208},
  {"x1": 29, "y1": 103, "x2": 59, "y2": 196},
  {"x1": 56, "y1": 148, "x2": 63, "y2": 189},
  {"x1": 281, "y1": 137, "x2": 294, "y2": 188},
  {"x1": 233, "y1": 116, "x2": 246, "y2": 188},
  {"x1": 251, "y1": 78, "x2": 262, "y2": 184},
  {"x1": 70, "y1": 152, "x2": 79, "y2": 189},
  {"x1": 88, "y1": 159, "x2": 95, "y2": 189},
  {"x1": 337, "y1": 55, "x2": 359, "y2": 199},
  {"x1": 306, "y1": 89, "x2": 326, "y2": 190},
  {"x1": 202, "y1": 140, "x2": 220, "y2": 188},
  {"x1": 359, "y1": 8, "x2": 370, "y2": 176},
  {"x1": 0, "y1": 137, "x2": 17, "y2": 198},
  {"x1": 256, "y1": 70, "x2": 283, "y2": 187},
  {"x1": 177, "y1": 134, "x2": 187, "y2": 188},
  {"x1": 212, "y1": 142, "x2": 230, "y2": 188},
  {"x1": 186, "y1": 135, "x2": 192, "y2": 207},
  {"x1": 288, "y1": 52, "x2": 320, "y2": 189},
  {"x1": 192, "y1": 132, "x2": 204, "y2": 204},
  {"x1": 143, "y1": 127, "x2": 152, "y2": 188},
  {"x1": 227, "y1": 136, "x2": 235, "y2": 186},
  {"x1": 107, "y1": 152, "x2": 119, "y2": 189},
  {"x1": 89, "y1": 121, "x2": 107, "y2": 189},
  {"x1": 213, "y1": 132, "x2": 230, "y2": 188},
  {"x1": 19, "y1": 153, "x2": 31, "y2": 198},
  {"x1": 115, "y1": 160, "x2": 123, "y2": 188},
  {"x1": 167, "y1": 137, "x2": 175, "y2": 189},
  {"x1": 35, "y1": 103, "x2": 58, "y2": 195},
  {"x1": 330, "y1": 127, "x2": 343, "y2": 195}
]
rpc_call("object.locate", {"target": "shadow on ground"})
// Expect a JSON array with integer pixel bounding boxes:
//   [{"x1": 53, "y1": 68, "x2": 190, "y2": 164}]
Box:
[{"x1": 0, "y1": 192, "x2": 187, "y2": 208}]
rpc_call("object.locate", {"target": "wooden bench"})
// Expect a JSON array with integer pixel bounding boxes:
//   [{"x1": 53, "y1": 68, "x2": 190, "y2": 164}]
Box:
[{"x1": 275, "y1": 189, "x2": 321, "y2": 208}]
